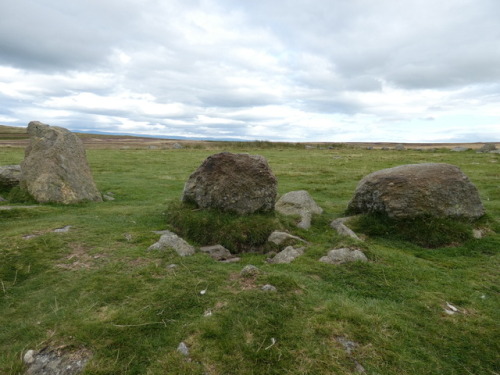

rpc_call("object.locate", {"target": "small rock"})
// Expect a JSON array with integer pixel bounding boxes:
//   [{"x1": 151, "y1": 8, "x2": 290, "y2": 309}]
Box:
[
  {"x1": 177, "y1": 342, "x2": 189, "y2": 356},
  {"x1": 240, "y1": 265, "x2": 260, "y2": 277},
  {"x1": 450, "y1": 146, "x2": 469, "y2": 152},
  {"x1": 275, "y1": 190, "x2": 323, "y2": 229},
  {"x1": 23, "y1": 349, "x2": 36, "y2": 365},
  {"x1": 53, "y1": 225, "x2": 71, "y2": 233},
  {"x1": 319, "y1": 248, "x2": 368, "y2": 264},
  {"x1": 103, "y1": 194, "x2": 115, "y2": 201},
  {"x1": 267, "y1": 231, "x2": 306, "y2": 246},
  {"x1": 200, "y1": 244, "x2": 233, "y2": 261},
  {"x1": 268, "y1": 246, "x2": 305, "y2": 264},
  {"x1": 394, "y1": 143, "x2": 405, "y2": 151},
  {"x1": 148, "y1": 230, "x2": 195, "y2": 256},
  {"x1": 172, "y1": 142, "x2": 183, "y2": 149},
  {"x1": 330, "y1": 217, "x2": 362, "y2": 241},
  {"x1": 472, "y1": 229, "x2": 483, "y2": 239},
  {"x1": 261, "y1": 284, "x2": 277, "y2": 292},
  {"x1": 167, "y1": 264, "x2": 178, "y2": 269}
]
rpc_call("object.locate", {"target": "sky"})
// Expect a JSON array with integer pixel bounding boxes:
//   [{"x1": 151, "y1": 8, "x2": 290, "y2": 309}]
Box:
[{"x1": 1, "y1": 0, "x2": 499, "y2": 142}]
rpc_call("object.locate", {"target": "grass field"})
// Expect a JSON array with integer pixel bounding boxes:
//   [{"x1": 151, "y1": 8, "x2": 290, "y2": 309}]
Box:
[{"x1": 1, "y1": 141, "x2": 499, "y2": 374}]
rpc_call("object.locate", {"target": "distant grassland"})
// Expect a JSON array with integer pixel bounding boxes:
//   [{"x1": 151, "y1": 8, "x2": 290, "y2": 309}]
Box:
[{"x1": 0, "y1": 138, "x2": 499, "y2": 374}]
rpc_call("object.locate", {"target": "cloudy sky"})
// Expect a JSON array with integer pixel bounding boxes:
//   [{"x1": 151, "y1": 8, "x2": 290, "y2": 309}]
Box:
[{"x1": 1, "y1": 0, "x2": 499, "y2": 142}]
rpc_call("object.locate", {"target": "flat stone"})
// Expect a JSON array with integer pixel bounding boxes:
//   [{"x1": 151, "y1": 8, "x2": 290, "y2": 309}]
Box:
[
  {"x1": 23, "y1": 346, "x2": 91, "y2": 375},
  {"x1": 200, "y1": 244, "x2": 233, "y2": 261},
  {"x1": 53, "y1": 225, "x2": 71, "y2": 233},
  {"x1": 267, "y1": 231, "x2": 306, "y2": 245},
  {"x1": 319, "y1": 248, "x2": 368, "y2": 264},
  {"x1": 268, "y1": 246, "x2": 305, "y2": 264}
]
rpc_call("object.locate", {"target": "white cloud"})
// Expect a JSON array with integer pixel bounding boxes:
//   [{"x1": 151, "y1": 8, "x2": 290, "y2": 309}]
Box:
[{"x1": 0, "y1": 0, "x2": 499, "y2": 141}]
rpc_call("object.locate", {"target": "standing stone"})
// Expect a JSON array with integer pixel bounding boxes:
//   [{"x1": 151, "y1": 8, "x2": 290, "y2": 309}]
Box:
[
  {"x1": 20, "y1": 121, "x2": 102, "y2": 204},
  {"x1": 347, "y1": 163, "x2": 484, "y2": 220},
  {"x1": 182, "y1": 152, "x2": 277, "y2": 215},
  {"x1": 275, "y1": 190, "x2": 323, "y2": 229},
  {"x1": 0, "y1": 165, "x2": 21, "y2": 190}
]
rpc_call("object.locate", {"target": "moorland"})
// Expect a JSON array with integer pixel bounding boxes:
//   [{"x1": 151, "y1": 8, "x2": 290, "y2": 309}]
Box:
[{"x1": 0, "y1": 124, "x2": 499, "y2": 374}]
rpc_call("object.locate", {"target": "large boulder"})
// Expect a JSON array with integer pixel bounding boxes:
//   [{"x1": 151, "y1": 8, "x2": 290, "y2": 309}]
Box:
[
  {"x1": 20, "y1": 121, "x2": 102, "y2": 204},
  {"x1": 182, "y1": 152, "x2": 277, "y2": 214},
  {"x1": 275, "y1": 190, "x2": 323, "y2": 229},
  {"x1": 477, "y1": 143, "x2": 497, "y2": 153},
  {"x1": 0, "y1": 165, "x2": 21, "y2": 190},
  {"x1": 347, "y1": 163, "x2": 484, "y2": 220}
]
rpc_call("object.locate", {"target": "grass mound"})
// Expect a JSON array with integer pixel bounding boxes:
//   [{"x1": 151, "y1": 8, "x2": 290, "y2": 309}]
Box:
[
  {"x1": 164, "y1": 202, "x2": 281, "y2": 253},
  {"x1": 351, "y1": 213, "x2": 475, "y2": 248}
]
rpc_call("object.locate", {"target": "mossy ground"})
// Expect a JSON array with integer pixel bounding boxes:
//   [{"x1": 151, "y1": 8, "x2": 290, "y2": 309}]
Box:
[{"x1": 0, "y1": 144, "x2": 499, "y2": 374}]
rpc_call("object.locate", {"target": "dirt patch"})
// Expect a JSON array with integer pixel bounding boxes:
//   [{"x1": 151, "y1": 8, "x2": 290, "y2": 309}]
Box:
[{"x1": 56, "y1": 243, "x2": 106, "y2": 271}]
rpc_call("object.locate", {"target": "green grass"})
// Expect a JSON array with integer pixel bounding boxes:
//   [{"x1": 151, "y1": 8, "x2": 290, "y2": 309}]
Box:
[{"x1": 1, "y1": 145, "x2": 499, "y2": 374}]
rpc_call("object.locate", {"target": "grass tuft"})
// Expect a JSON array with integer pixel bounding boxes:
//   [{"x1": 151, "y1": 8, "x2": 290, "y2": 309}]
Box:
[
  {"x1": 350, "y1": 213, "x2": 475, "y2": 248},
  {"x1": 164, "y1": 202, "x2": 280, "y2": 253}
]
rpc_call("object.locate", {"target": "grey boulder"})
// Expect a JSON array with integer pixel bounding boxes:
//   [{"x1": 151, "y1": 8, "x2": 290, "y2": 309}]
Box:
[
  {"x1": 20, "y1": 121, "x2": 102, "y2": 204},
  {"x1": 347, "y1": 163, "x2": 484, "y2": 220},
  {"x1": 182, "y1": 152, "x2": 277, "y2": 215}
]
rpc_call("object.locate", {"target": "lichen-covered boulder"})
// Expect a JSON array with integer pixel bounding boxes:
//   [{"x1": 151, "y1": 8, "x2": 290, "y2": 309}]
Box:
[
  {"x1": 20, "y1": 121, "x2": 102, "y2": 204},
  {"x1": 182, "y1": 152, "x2": 277, "y2": 215},
  {"x1": 347, "y1": 163, "x2": 484, "y2": 219}
]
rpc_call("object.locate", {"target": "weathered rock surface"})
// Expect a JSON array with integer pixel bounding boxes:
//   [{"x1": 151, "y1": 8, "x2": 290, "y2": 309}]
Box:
[
  {"x1": 200, "y1": 244, "x2": 234, "y2": 261},
  {"x1": 347, "y1": 163, "x2": 485, "y2": 220},
  {"x1": 148, "y1": 230, "x2": 195, "y2": 256},
  {"x1": 23, "y1": 347, "x2": 91, "y2": 375},
  {"x1": 182, "y1": 152, "x2": 277, "y2": 215},
  {"x1": 450, "y1": 146, "x2": 469, "y2": 152},
  {"x1": 267, "y1": 231, "x2": 306, "y2": 246},
  {"x1": 20, "y1": 121, "x2": 102, "y2": 204},
  {"x1": 477, "y1": 143, "x2": 497, "y2": 153},
  {"x1": 0, "y1": 164, "x2": 21, "y2": 190},
  {"x1": 275, "y1": 190, "x2": 323, "y2": 229},
  {"x1": 331, "y1": 217, "x2": 362, "y2": 241},
  {"x1": 268, "y1": 246, "x2": 305, "y2": 264},
  {"x1": 319, "y1": 248, "x2": 368, "y2": 264}
]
